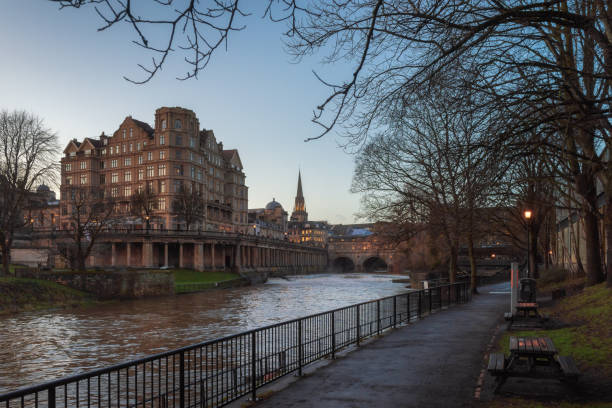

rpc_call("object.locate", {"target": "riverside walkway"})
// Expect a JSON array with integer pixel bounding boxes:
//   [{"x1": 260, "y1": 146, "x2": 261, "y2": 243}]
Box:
[{"x1": 252, "y1": 282, "x2": 509, "y2": 408}]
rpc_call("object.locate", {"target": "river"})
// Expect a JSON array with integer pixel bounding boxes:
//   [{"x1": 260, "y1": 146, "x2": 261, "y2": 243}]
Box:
[{"x1": 0, "y1": 273, "x2": 410, "y2": 394}]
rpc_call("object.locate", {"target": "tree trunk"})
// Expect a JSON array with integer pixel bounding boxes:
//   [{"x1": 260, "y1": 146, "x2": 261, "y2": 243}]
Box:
[
  {"x1": 467, "y1": 231, "x2": 478, "y2": 294},
  {"x1": 606, "y1": 198, "x2": 612, "y2": 287},
  {"x1": 1, "y1": 243, "x2": 10, "y2": 276},
  {"x1": 584, "y1": 208, "x2": 604, "y2": 286},
  {"x1": 529, "y1": 223, "x2": 539, "y2": 279},
  {"x1": 448, "y1": 245, "x2": 457, "y2": 283}
]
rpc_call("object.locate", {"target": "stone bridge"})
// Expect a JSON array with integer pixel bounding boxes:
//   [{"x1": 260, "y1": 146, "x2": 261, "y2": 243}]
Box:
[{"x1": 327, "y1": 235, "x2": 403, "y2": 274}]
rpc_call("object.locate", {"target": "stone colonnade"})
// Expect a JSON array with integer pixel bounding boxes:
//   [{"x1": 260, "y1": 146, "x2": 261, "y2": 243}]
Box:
[{"x1": 108, "y1": 240, "x2": 327, "y2": 272}]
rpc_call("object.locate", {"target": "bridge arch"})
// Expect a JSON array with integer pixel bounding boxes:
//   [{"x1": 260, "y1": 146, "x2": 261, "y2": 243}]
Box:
[
  {"x1": 363, "y1": 256, "x2": 388, "y2": 273},
  {"x1": 331, "y1": 257, "x2": 355, "y2": 273}
]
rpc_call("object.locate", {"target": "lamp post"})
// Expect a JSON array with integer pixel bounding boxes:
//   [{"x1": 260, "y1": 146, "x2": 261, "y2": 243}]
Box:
[
  {"x1": 145, "y1": 215, "x2": 150, "y2": 233},
  {"x1": 523, "y1": 210, "x2": 532, "y2": 278}
]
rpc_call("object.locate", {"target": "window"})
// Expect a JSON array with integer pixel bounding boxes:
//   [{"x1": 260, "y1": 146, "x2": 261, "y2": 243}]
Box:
[
  {"x1": 111, "y1": 173, "x2": 118, "y2": 183},
  {"x1": 147, "y1": 165, "x2": 154, "y2": 177},
  {"x1": 130, "y1": 128, "x2": 133, "y2": 138},
  {"x1": 102, "y1": 148, "x2": 106, "y2": 155},
  {"x1": 160, "y1": 180, "x2": 166, "y2": 193},
  {"x1": 80, "y1": 174, "x2": 87, "y2": 185},
  {"x1": 197, "y1": 169, "x2": 203, "y2": 181},
  {"x1": 158, "y1": 198, "x2": 166, "y2": 210},
  {"x1": 138, "y1": 169, "x2": 144, "y2": 180},
  {"x1": 190, "y1": 138, "x2": 195, "y2": 148},
  {"x1": 100, "y1": 175, "x2": 105, "y2": 184},
  {"x1": 190, "y1": 167, "x2": 195, "y2": 179},
  {"x1": 111, "y1": 159, "x2": 118, "y2": 168},
  {"x1": 175, "y1": 135, "x2": 182, "y2": 146},
  {"x1": 111, "y1": 187, "x2": 119, "y2": 197},
  {"x1": 175, "y1": 150, "x2": 182, "y2": 159},
  {"x1": 129, "y1": 143, "x2": 133, "y2": 152},
  {"x1": 69, "y1": 151, "x2": 76, "y2": 157},
  {"x1": 158, "y1": 164, "x2": 166, "y2": 176},
  {"x1": 190, "y1": 152, "x2": 194, "y2": 161},
  {"x1": 160, "y1": 134, "x2": 165, "y2": 145},
  {"x1": 100, "y1": 161, "x2": 105, "y2": 169},
  {"x1": 174, "y1": 165, "x2": 184, "y2": 176},
  {"x1": 122, "y1": 144, "x2": 126, "y2": 153},
  {"x1": 124, "y1": 157, "x2": 131, "y2": 166},
  {"x1": 137, "y1": 142, "x2": 141, "y2": 151},
  {"x1": 159, "y1": 150, "x2": 166, "y2": 160},
  {"x1": 124, "y1": 171, "x2": 131, "y2": 182},
  {"x1": 174, "y1": 119, "x2": 182, "y2": 129},
  {"x1": 80, "y1": 161, "x2": 86, "y2": 169},
  {"x1": 162, "y1": 119, "x2": 167, "y2": 129},
  {"x1": 65, "y1": 163, "x2": 72, "y2": 171},
  {"x1": 122, "y1": 129, "x2": 126, "y2": 139},
  {"x1": 138, "y1": 156, "x2": 143, "y2": 165},
  {"x1": 147, "y1": 152, "x2": 152, "y2": 161},
  {"x1": 124, "y1": 185, "x2": 131, "y2": 197},
  {"x1": 173, "y1": 180, "x2": 182, "y2": 192},
  {"x1": 147, "y1": 181, "x2": 154, "y2": 192}
]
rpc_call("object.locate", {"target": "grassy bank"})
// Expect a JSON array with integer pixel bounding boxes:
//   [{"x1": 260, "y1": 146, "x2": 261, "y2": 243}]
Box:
[
  {"x1": 0, "y1": 277, "x2": 95, "y2": 315},
  {"x1": 488, "y1": 281, "x2": 612, "y2": 408},
  {"x1": 172, "y1": 269, "x2": 243, "y2": 293}
]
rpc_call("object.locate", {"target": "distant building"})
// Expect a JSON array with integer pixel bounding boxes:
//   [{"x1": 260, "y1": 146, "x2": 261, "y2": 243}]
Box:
[
  {"x1": 58, "y1": 107, "x2": 248, "y2": 232},
  {"x1": 248, "y1": 198, "x2": 288, "y2": 240},
  {"x1": 287, "y1": 172, "x2": 329, "y2": 247},
  {"x1": 25, "y1": 184, "x2": 60, "y2": 230}
]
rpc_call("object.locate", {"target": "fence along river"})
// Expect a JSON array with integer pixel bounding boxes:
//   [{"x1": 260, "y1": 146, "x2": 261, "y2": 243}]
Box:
[{"x1": 0, "y1": 273, "x2": 470, "y2": 407}]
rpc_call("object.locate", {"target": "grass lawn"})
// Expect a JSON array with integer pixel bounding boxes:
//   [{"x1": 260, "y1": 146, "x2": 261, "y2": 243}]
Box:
[{"x1": 487, "y1": 282, "x2": 612, "y2": 408}]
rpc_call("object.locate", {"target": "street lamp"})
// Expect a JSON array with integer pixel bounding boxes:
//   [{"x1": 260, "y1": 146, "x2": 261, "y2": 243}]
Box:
[
  {"x1": 523, "y1": 210, "x2": 532, "y2": 278},
  {"x1": 145, "y1": 215, "x2": 150, "y2": 233}
]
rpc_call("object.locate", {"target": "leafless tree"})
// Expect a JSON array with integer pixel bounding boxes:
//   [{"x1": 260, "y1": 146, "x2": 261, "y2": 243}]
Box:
[
  {"x1": 173, "y1": 184, "x2": 205, "y2": 231},
  {"x1": 130, "y1": 184, "x2": 156, "y2": 231},
  {"x1": 0, "y1": 110, "x2": 59, "y2": 275},
  {"x1": 59, "y1": 186, "x2": 116, "y2": 271}
]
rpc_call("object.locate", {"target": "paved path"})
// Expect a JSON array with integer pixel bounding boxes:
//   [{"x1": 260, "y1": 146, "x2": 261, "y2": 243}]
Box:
[{"x1": 255, "y1": 282, "x2": 509, "y2": 408}]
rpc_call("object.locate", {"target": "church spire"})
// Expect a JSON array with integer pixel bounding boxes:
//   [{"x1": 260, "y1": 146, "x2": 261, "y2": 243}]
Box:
[
  {"x1": 291, "y1": 170, "x2": 308, "y2": 223},
  {"x1": 297, "y1": 170, "x2": 303, "y2": 198}
]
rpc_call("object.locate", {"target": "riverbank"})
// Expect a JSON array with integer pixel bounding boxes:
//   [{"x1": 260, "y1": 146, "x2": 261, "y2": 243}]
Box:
[
  {"x1": 173, "y1": 269, "x2": 248, "y2": 293},
  {"x1": 0, "y1": 277, "x2": 95, "y2": 315},
  {"x1": 481, "y1": 278, "x2": 612, "y2": 407}
]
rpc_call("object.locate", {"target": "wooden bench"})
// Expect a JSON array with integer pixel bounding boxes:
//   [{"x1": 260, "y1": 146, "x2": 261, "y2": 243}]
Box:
[
  {"x1": 557, "y1": 355, "x2": 580, "y2": 379},
  {"x1": 487, "y1": 353, "x2": 506, "y2": 375}
]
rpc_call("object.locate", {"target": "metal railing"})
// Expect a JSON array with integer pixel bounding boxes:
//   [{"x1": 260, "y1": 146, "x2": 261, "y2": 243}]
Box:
[{"x1": 0, "y1": 282, "x2": 470, "y2": 407}]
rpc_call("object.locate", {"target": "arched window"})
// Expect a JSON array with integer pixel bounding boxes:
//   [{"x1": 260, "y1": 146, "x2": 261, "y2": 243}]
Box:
[{"x1": 175, "y1": 119, "x2": 182, "y2": 129}]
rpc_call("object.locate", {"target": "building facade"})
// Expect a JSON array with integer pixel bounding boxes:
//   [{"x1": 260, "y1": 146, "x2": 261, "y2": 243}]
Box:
[{"x1": 59, "y1": 107, "x2": 248, "y2": 232}]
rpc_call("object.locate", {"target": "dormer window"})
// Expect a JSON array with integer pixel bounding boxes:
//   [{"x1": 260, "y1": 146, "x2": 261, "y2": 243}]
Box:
[
  {"x1": 162, "y1": 120, "x2": 167, "y2": 129},
  {"x1": 175, "y1": 119, "x2": 182, "y2": 129}
]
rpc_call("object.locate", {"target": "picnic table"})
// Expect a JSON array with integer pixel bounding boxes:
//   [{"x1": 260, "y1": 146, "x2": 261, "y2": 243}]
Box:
[{"x1": 488, "y1": 336, "x2": 580, "y2": 392}]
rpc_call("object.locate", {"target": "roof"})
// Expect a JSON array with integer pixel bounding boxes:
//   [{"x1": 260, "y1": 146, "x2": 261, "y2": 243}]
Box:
[
  {"x1": 265, "y1": 199, "x2": 284, "y2": 211},
  {"x1": 131, "y1": 119, "x2": 154, "y2": 136}
]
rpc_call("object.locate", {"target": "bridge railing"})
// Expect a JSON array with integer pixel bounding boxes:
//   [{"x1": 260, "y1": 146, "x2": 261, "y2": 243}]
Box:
[{"x1": 0, "y1": 282, "x2": 470, "y2": 408}]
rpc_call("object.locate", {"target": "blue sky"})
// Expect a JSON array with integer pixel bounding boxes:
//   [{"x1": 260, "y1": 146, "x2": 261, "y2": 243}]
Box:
[{"x1": 0, "y1": 1, "x2": 363, "y2": 224}]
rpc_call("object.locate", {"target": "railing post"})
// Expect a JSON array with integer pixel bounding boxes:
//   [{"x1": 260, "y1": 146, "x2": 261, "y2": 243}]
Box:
[
  {"x1": 356, "y1": 304, "x2": 361, "y2": 346},
  {"x1": 298, "y1": 320, "x2": 303, "y2": 376},
  {"x1": 377, "y1": 300, "x2": 381, "y2": 334},
  {"x1": 428, "y1": 288, "x2": 432, "y2": 314},
  {"x1": 393, "y1": 296, "x2": 397, "y2": 328},
  {"x1": 418, "y1": 290, "x2": 422, "y2": 318},
  {"x1": 331, "y1": 311, "x2": 336, "y2": 359},
  {"x1": 437, "y1": 286, "x2": 442, "y2": 310},
  {"x1": 447, "y1": 284, "x2": 451, "y2": 307},
  {"x1": 179, "y1": 351, "x2": 185, "y2": 408},
  {"x1": 406, "y1": 293, "x2": 411, "y2": 322},
  {"x1": 251, "y1": 331, "x2": 257, "y2": 401},
  {"x1": 48, "y1": 386, "x2": 56, "y2": 408}
]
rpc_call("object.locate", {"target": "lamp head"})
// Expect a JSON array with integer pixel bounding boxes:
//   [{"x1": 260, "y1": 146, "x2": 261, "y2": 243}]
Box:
[{"x1": 523, "y1": 210, "x2": 532, "y2": 220}]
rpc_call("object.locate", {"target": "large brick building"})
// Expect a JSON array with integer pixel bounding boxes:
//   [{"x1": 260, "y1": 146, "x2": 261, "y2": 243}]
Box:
[{"x1": 59, "y1": 107, "x2": 248, "y2": 232}]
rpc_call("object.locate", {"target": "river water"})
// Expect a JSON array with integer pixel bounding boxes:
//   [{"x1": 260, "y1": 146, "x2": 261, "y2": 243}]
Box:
[{"x1": 0, "y1": 273, "x2": 410, "y2": 394}]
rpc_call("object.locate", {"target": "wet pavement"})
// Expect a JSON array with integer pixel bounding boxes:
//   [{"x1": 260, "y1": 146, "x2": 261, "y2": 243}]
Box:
[{"x1": 251, "y1": 282, "x2": 509, "y2": 408}]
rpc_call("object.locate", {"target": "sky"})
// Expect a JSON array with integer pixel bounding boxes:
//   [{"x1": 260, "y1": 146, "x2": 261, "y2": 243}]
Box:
[{"x1": 0, "y1": 1, "x2": 364, "y2": 225}]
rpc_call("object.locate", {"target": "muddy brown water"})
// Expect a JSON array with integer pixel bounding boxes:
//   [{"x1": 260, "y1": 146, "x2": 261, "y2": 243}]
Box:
[{"x1": 0, "y1": 273, "x2": 410, "y2": 394}]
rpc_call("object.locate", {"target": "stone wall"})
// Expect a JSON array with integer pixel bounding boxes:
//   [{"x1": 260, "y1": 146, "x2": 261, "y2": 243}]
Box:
[
  {"x1": 15, "y1": 269, "x2": 174, "y2": 299},
  {"x1": 241, "y1": 265, "x2": 324, "y2": 284}
]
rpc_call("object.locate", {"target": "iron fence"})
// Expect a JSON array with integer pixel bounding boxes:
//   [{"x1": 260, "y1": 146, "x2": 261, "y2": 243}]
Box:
[{"x1": 0, "y1": 282, "x2": 470, "y2": 407}]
